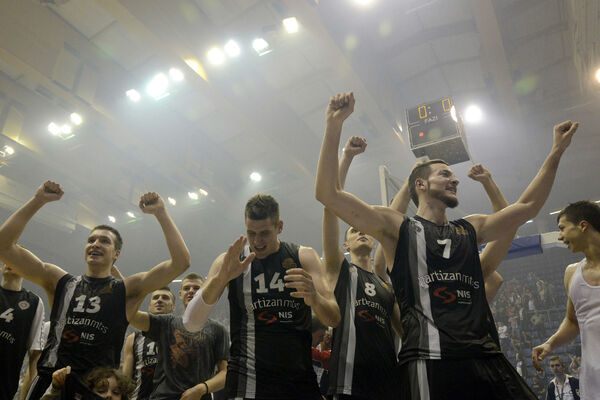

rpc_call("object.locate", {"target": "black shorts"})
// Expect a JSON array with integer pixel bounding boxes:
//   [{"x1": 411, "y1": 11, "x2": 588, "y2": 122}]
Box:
[{"x1": 398, "y1": 354, "x2": 537, "y2": 400}]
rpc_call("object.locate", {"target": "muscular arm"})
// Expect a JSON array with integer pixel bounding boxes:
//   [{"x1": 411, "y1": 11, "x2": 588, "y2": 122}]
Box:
[
  {"x1": 485, "y1": 272, "x2": 504, "y2": 303},
  {"x1": 0, "y1": 182, "x2": 67, "y2": 297},
  {"x1": 125, "y1": 193, "x2": 191, "y2": 322},
  {"x1": 122, "y1": 333, "x2": 135, "y2": 378},
  {"x1": 532, "y1": 265, "x2": 580, "y2": 370},
  {"x1": 21, "y1": 350, "x2": 42, "y2": 400},
  {"x1": 205, "y1": 360, "x2": 227, "y2": 394},
  {"x1": 467, "y1": 121, "x2": 578, "y2": 244}
]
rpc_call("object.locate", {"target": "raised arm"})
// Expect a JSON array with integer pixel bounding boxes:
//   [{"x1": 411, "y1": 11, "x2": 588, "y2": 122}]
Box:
[
  {"x1": 124, "y1": 192, "x2": 191, "y2": 321},
  {"x1": 183, "y1": 236, "x2": 255, "y2": 332},
  {"x1": 285, "y1": 247, "x2": 340, "y2": 327},
  {"x1": 466, "y1": 121, "x2": 579, "y2": 244},
  {"x1": 315, "y1": 93, "x2": 403, "y2": 264},
  {"x1": 122, "y1": 333, "x2": 135, "y2": 378},
  {"x1": 322, "y1": 136, "x2": 367, "y2": 283},
  {"x1": 0, "y1": 181, "x2": 67, "y2": 296}
]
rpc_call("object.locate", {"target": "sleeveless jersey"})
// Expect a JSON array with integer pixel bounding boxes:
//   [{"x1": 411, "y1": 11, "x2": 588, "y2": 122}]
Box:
[
  {"x1": 226, "y1": 241, "x2": 319, "y2": 399},
  {"x1": 131, "y1": 331, "x2": 158, "y2": 400},
  {"x1": 568, "y1": 259, "x2": 600, "y2": 399},
  {"x1": 38, "y1": 274, "x2": 128, "y2": 376},
  {"x1": 390, "y1": 216, "x2": 500, "y2": 364},
  {"x1": 328, "y1": 259, "x2": 398, "y2": 399},
  {"x1": 0, "y1": 287, "x2": 43, "y2": 400}
]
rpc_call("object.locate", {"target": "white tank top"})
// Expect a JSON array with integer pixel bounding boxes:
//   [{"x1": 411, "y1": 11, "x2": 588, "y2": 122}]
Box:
[{"x1": 569, "y1": 259, "x2": 600, "y2": 400}]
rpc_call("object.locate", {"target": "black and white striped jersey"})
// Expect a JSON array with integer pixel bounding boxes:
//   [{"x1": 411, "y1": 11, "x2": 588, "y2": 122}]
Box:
[
  {"x1": 226, "y1": 242, "x2": 320, "y2": 399},
  {"x1": 0, "y1": 286, "x2": 44, "y2": 400},
  {"x1": 391, "y1": 216, "x2": 500, "y2": 364},
  {"x1": 37, "y1": 274, "x2": 128, "y2": 377},
  {"x1": 328, "y1": 259, "x2": 398, "y2": 399},
  {"x1": 131, "y1": 331, "x2": 158, "y2": 400}
]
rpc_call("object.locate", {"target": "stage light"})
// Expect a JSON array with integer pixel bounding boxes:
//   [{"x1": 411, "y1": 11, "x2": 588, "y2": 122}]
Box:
[
  {"x1": 108, "y1": 215, "x2": 116, "y2": 223},
  {"x1": 61, "y1": 124, "x2": 72, "y2": 135},
  {"x1": 169, "y1": 68, "x2": 184, "y2": 82},
  {"x1": 70, "y1": 113, "x2": 83, "y2": 125},
  {"x1": 3, "y1": 146, "x2": 14, "y2": 156},
  {"x1": 126, "y1": 89, "x2": 141, "y2": 102},
  {"x1": 168, "y1": 197, "x2": 177, "y2": 206},
  {"x1": 48, "y1": 122, "x2": 60, "y2": 135},
  {"x1": 207, "y1": 48, "x2": 225, "y2": 65},
  {"x1": 450, "y1": 105, "x2": 457, "y2": 122},
  {"x1": 252, "y1": 38, "x2": 271, "y2": 56},
  {"x1": 250, "y1": 172, "x2": 262, "y2": 182},
  {"x1": 146, "y1": 73, "x2": 169, "y2": 100},
  {"x1": 283, "y1": 17, "x2": 299, "y2": 34},
  {"x1": 595, "y1": 68, "x2": 600, "y2": 83},
  {"x1": 464, "y1": 105, "x2": 483, "y2": 123},
  {"x1": 127, "y1": 211, "x2": 135, "y2": 218},
  {"x1": 199, "y1": 188, "x2": 208, "y2": 196},
  {"x1": 224, "y1": 40, "x2": 241, "y2": 57},
  {"x1": 188, "y1": 192, "x2": 199, "y2": 200}
]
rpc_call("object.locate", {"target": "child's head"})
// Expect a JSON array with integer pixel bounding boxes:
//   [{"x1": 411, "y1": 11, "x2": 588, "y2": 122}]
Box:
[{"x1": 84, "y1": 367, "x2": 134, "y2": 400}]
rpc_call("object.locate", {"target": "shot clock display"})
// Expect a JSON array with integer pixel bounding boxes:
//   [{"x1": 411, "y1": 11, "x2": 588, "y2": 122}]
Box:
[{"x1": 405, "y1": 97, "x2": 471, "y2": 165}]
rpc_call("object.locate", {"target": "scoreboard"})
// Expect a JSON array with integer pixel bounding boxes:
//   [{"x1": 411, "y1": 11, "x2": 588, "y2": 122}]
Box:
[{"x1": 405, "y1": 97, "x2": 471, "y2": 165}]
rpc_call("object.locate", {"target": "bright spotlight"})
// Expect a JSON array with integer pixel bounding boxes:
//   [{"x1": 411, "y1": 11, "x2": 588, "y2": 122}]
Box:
[
  {"x1": 354, "y1": 0, "x2": 374, "y2": 5},
  {"x1": 595, "y1": 68, "x2": 600, "y2": 83},
  {"x1": 70, "y1": 113, "x2": 83, "y2": 125},
  {"x1": 252, "y1": 38, "x2": 271, "y2": 56},
  {"x1": 169, "y1": 68, "x2": 184, "y2": 82},
  {"x1": 464, "y1": 105, "x2": 483, "y2": 123},
  {"x1": 146, "y1": 73, "x2": 170, "y2": 100},
  {"x1": 199, "y1": 188, "x2": 208, "y2": 196},
  {"x1": 108, "y1": 215, "x2": 116, "y2": 223},
  {"x1": 48, "y1": 122, "x2": 60, "y2": 136},
  {"x1": 61, "y1": 124, "x2": 72, "y2": 135},
  {"x1": 224, "y1": 40, "x2": 241, "y2": 57},
  {"x1": 126, "y1": 89, "x2": 141, "y2": 102},
  {"x1": 168, "y1": 197, "x2": 177, "y2": 206},
  {"x1": 2, "y1": 146, "x2": 15, "y2": 156},
  {"x1": 282, "y1": 17, "x2": 299, "y2": 34},
  {"x1": 207, "y1": 48, "x2": 226, "y2": 65},
  {"x1": 188, "y1": 192, "x2": 199, "y2": 200},
  {"x1": 250, "y1": 172, "x2": 262, "y2": 182},
  {"x1": 450, "y1": 105, "x2": 457, "y2": 122},
  {"x1": 127, "y1": 211, "x2": 135, "y2": 218}
]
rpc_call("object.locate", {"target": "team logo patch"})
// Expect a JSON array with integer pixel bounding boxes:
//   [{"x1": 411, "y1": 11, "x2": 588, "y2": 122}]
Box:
[
  {"x1": 282, "y1": 258, "x2": 297, "y2": 270},
  {"x1": 455, "y1": 226, "x2": 468, "y2": 236},
  {"x1": 18, "y1": 300, "x2": 30, "y2": 310}
]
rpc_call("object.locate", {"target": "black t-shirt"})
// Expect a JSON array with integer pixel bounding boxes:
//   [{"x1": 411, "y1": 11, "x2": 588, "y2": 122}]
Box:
[
  {"x1": 391, "y1": 216, "x2": 501, "y2": 364},
  {"x1": 0, "y1": 286, "x2": 43, "y2": 400},
  {"x1": 131, "y1": 331, "x2": 158, "y2": 400},
  {"x1": 328, "y1": 259, "x2": 398, "y2": 399},
  {"x1": 144, "y1": 315, "x2": 229, "y2": 400},
  {"x1": 226, "y1": 241, "x2": 320, "y2": 399},
  {"x1": 37, "y1": 274, "x2": 128, "y2": 377}
]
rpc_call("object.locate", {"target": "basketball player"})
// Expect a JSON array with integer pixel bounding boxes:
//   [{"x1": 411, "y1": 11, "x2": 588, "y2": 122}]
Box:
[
  {"x1": 127, "y1": 273, "x2": 228, "y2": 399},
  {"x1": 315, "y1": 92, "x2": 578, "y2": 399},
  {"x1": 0, "y1": 181, "x2": 191, "y2": 399},
  {"x1": 122, "y1": 287, "x2": 175, "y2": 400},
  {"x1": 532, "y1": 200, "x2": 600, "y2": 399},
  {"x1": 0, "y1": 263, "x2": 45, "y2": 400},
  {"x1": 321, "y1": 136, "x2": 401, "y2": 399},
  {"x1": 183, "y1": 194, "x2": 340, "y2": 399}
]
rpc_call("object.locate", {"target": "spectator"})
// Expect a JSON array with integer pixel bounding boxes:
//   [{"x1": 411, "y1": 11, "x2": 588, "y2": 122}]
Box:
[{"x1": 546, "y1": 356, "x2": 580, "y2": 400}]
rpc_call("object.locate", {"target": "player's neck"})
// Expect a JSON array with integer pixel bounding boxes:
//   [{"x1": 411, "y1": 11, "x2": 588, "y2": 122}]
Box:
[
  {"x1": 416, "y1": 201, "x2": 448, "y2": 225},
  {"x1": 350, "y1": 252, "x2": 372, "y2": 272},
  {"x1": 0, "y1": 277, "x2": 22, "y2": 291},
  {"x1": 85, "y1": 263, "x2": 111, "y2": 278},
  {"x1": 582, "y1": 232, "x2": 600, "y2": 265}
]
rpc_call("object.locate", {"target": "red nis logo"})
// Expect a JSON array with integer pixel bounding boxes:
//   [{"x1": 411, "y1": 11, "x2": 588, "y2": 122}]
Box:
[
  {"x1": 61, "y1": 329, "x2": 80, "y2": 343},
  {"x1": 257, "y1": 311, "x2": 278, "y2": 325},
  {"x1": 357, "y1": 310, "x2": 375, "y2": 322},
  {"x1": 433, "y1": 287, "x2": 456, "y2": 304}
]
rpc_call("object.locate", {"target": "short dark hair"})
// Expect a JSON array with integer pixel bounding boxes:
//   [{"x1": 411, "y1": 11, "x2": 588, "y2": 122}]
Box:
[
  {"x1": 182, "y1": 272, "x2": 204, "y2": 284},
  {"x1": 549, "y1": 355, "x2": 564, "y2": 367},
  {"x1": 407, "y1": 160, "x2": 448, "y2": 207},
  {"x1": 245, "y1": 194, "x2": 279, "y2": 222},
  {"x1": 84, "y1": 367, "x2": 133, "y2": 399},
  {"x1": 557, "y1": 201, "x2": 600, "y2": 232},
  {"x1": 91, "y1": 225, "x2": 123, "y2": 251},
  {"x1": 153, "y1": 286, "x2": 175, "y2": 302},
  {"x1": 311, "y1": 315, "x2": 326, "y2": 333}
]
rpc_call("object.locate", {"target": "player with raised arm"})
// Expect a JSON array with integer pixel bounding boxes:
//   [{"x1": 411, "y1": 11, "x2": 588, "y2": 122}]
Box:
[
  {"x1": 183, "y1": 194, "x2": 340, "y2": 399},
  {"x1": 322, "y1": 136, "x2": 401, "y2": 399},
  {"x1": 315, "y1": 91, "x2": 577, "y2": 399},
  {"x1": 0, "y1": 181, "x2": 190, "y2": 399}
]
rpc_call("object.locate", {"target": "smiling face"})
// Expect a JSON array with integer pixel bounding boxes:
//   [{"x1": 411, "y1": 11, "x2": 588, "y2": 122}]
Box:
[
  {"x1": 419, "y1": 163, "x2": 460, "y2": 208},
  {"x1": 84, "y1": 229, "x2": 120, "y2": 267},
  {"x1": 245, "y1": 217, "x2": 282, "y2": 259},
  {"x1": 557, "y1": 215, "x2": 585, "y2": 253}
]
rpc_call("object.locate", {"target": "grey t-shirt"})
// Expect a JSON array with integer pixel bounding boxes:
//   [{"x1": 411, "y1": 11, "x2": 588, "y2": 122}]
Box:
[{"x1": 145, "y1": 315, "x2": 229, "y2": 400}]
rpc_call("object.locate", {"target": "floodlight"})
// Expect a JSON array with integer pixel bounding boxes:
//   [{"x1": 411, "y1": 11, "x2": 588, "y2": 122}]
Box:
[
  {"x1": 464, "y1": 105, "x2": 483, "y2": 123},
  {"x1": 188, "y1": 192, "x2": 199, "y2": 200},
  {"x1": 146, "y1": 73, "x2": 169, "y2": 100},
  {"x1": 250, "y1": 172, "x2": 262, "y2": 182},
  {"x1": 127, "y1": 211, "x2": 135, "y2": 218},
  {"x1": 283, "y1": 17, "x2": 299, "y2": 33},
  {"x1": 126, "y1": 89, "x2": 141, "y2": 102},
  {"x1": 168, "y1": 197, "x2": 177, "y2": 206},
  {"x1": 207, "y1": 48, "x2": 226, "y2": 65},
  {"x1": 252, "y1": 38, "x2": 271, "y2": 56},
  {"x1": 224, "y1": 40, "x2": 241, "y2": 57},
  {"x1": 169, "y1": 68, "x2": 184, "y2": 82},
  {"x1": 48, "y1": 122, "x2": 60, "y2": 135},
  {"x1": 108, "y1": 215, "x2": 116, "y2": 223}
]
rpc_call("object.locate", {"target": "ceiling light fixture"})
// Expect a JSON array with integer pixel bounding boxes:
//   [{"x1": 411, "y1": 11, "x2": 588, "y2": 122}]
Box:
[
  {"x1": 199, "y1": 188, "x2": 208, "y2": 196},
  {"x1": 126, "y1": 89, "x2": 141, "y2": 102},
  {"x1": 464, "y1": 105, "x2": 483, "y2": 123},
  {"x1": 282, "y1": 17, "x2": 299, "y2": 34},
  {"x1": 108, "y1": 215, "x2": 116, "y2": 223},
  {"x1": 169, "y1": 68, "x2": 184, "y2": 82},
  {"x1": 224, "y1": 40, "x2": 241, "y2": 57},
  {"x1": 252, "y1": 38, "x2": 271, "y2": 56},
  {"x1": 146, "y1": 73, "x2": 170, "y2": 100},
  {"x1": 127, "y1": 211, "x2": 135, "y2": 218},
  {"x1": 48, "y1": 122, "x2": 60, "y2": 136},
  {"x1": 168, "y1": 197, "x2": 177, "y2": 206},
  {"x1": 188, "y1": 192, "x2": 199, "y2": 200},
  {"x1": 207, "y1": 47, "x2": 226, "y2": 65},
  {"x1": 70, "y1": 113, "x2": 83, "y2": 125},
  {"x1": 250, "y1": 172, "x2": 262, "y2": 182},
  {"x1": 595, "y1": 68, "x2": 600, "y2": 84}
]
